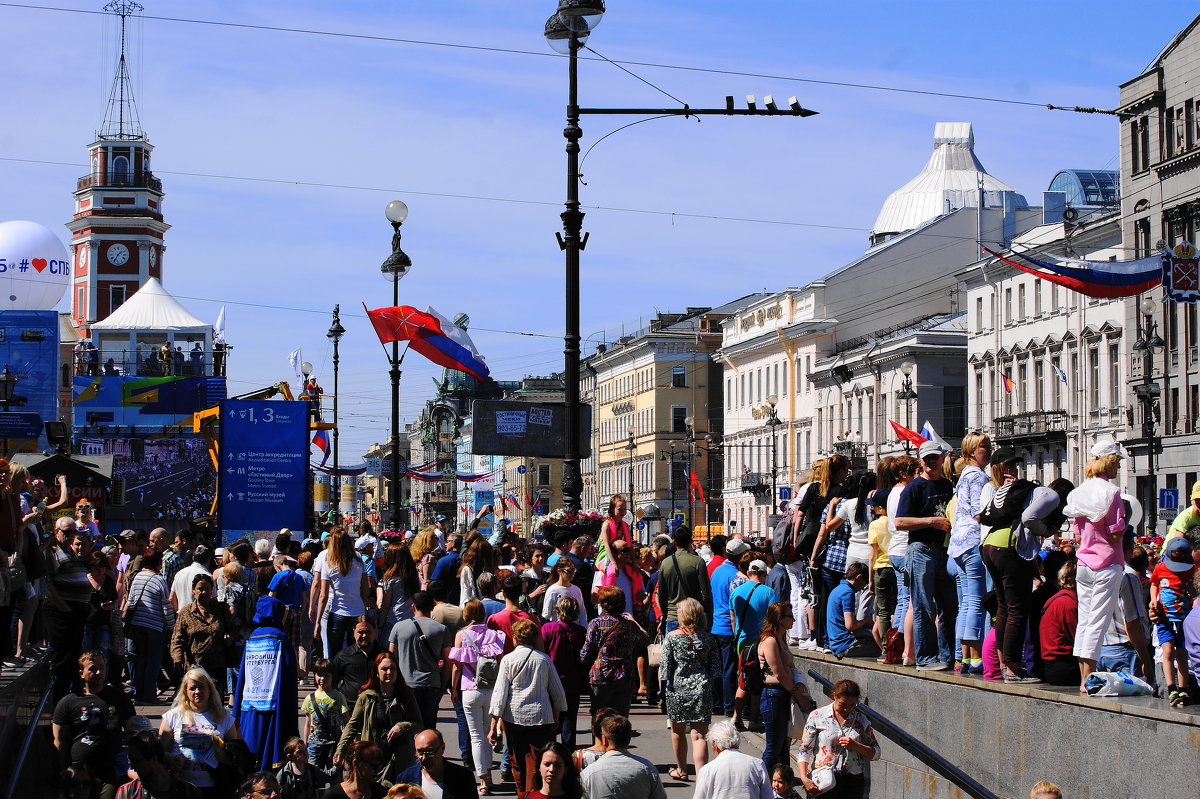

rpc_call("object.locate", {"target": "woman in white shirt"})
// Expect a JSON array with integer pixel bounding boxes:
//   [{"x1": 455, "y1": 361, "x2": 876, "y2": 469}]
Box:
[
  {"x1": 313, "y1": 528, "x2": 371, "y2": 655},
  {"x1": 885, "y1": 455, "x2": 920, "y2": 665},
  {"x1": 487, "y1": 618, "x2": 566, "y2": 797},
  {"x1": 835, "y1": 473, "x2": 876, "y2": 567},
  {"x1": 457, "y1": 537, "x2": 496, "y2": 605},
  {"x1": 542, "y1": 560, "x2": 587, "y2": 628},
  {"x1": 159, "y1": 666, "x2": 242, "y2": 799}
]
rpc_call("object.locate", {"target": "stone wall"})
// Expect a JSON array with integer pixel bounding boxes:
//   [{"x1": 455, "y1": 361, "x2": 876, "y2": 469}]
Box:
[{"x1": 795, "y1": 652, "x2": 1200, "y2": 799}]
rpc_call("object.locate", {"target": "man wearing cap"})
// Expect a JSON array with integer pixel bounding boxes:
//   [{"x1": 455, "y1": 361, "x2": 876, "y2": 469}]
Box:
[
  {"x1": 1168, "y1": 482, "x2": 1200, "y2": 539},
  {"x1": 895, "y1": 440, "x2": 957, "y2": 671},
  {"x1": 710, "y1": 537, "x2": 749, "y2": 717},
  {"x1": 433, "y1": 515, "x2": 449, "y2": 550},
  {"x1": 161, "y1": 530, "x2": 194, "y2": 598}
]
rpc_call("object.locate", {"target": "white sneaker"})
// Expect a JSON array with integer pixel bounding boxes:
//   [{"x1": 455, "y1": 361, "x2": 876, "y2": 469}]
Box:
[{"x1": 798, "y1": 639, "x2": 817, "y2": 651}]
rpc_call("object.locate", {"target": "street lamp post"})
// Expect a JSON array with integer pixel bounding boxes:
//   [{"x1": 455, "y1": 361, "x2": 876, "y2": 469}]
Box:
[
  {"x1": 898, "y1": 360, "x2": 918, "y2": 453},
  {"x1": 766, "y1": 393, "x2": 781, "y2": 527},
  {"x1": 382, "y1": 200, "x2": 413, "y2": 529},
  {"x1": 544, "y1": 0, "x2": 815, "y2": 513},
  {"x1": 327, "y1": 305, "x2": 345, "y2": 516},
  {"x1": 625, "y1": 423, "x2": 635, "y2": 521},
  {"x1": 1133, "y1": 296, "x2": 1166, "y2": 535}
]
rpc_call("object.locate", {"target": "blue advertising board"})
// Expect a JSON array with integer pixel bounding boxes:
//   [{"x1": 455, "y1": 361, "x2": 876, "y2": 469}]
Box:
[
  {"x1": 219, "y1": 399, "x2": 308, "y2": 544},
  {"x1": 0, "y1": 310, "x2": 58, "y2": 450}
]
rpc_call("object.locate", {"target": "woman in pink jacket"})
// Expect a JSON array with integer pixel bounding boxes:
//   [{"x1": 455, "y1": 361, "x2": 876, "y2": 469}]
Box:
[{"x1": 1063, "y1": 437, "x2": 1126, "y2": 694}]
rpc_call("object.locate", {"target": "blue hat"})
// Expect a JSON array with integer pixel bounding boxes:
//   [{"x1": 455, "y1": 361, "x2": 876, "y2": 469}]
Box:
[
  {"x1": 435, "y1": 515, "x2": 448, "y2": 522},
  {"x1": 1162, "y1": 536, "x2": 1194, "y2": 573},
  {"x1": 252, "y1": 595, "x2": 286, "y2": 626}
]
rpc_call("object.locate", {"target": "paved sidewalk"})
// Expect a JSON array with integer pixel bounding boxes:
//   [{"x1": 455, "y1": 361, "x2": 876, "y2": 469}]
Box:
[{"x1": 132, "y1": 688, "x2": 768, "y2": 798}]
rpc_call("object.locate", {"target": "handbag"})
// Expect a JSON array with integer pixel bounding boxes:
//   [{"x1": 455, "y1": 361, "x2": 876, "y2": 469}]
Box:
[
  {"x1": 882, "y1": 628, "x2": 904, "y2": 665},
  {"x1": 788, "y1": 695, "x2": 809, "y2": 739},
  {"x1": 646, "y1": 633, "x2": 663, "y2": 668},
  {"x1": 121, "y1": 575, "x2": 150, "y2": 626},
  {"x1": 810, "y1": 764, "x2": 837, "y2": 794}
]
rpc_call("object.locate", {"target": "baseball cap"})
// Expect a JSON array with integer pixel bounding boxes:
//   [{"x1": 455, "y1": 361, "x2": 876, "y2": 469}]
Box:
[
  {"x1": 1089, "y1": 435, "x2": 1128, "y2": 459},
  {"x1": 1162, "y1": 536, "x2": 1194, "y2": 573},
  {"x1": 214, "y1": 547, "x2": 226, "y2": 560},
  {"x1": 918, "y1": 440, "x2": 948, "y2": 460},
  {"x1": 748, "y1": 559, "x2": 768, "y2": 574},
  {"x1": 726, "y1": 539, "x2": 750, "y2": 557},
  {"x1": 1191, "y1": 481, "x2": 1200, "y2": 500},
  {"x1": 354, "y1": 535, "x2": 374, "y2": 552},
  {"x1": 435, "y1": 514, "x2": 448, "y2": 523}
]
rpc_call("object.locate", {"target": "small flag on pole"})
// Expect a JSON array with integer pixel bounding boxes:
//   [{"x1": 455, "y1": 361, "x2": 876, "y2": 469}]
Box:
[
  {"x1": 889, "y1": 420, "x2": 927, "y2": 447},
  {"x1": 688, "y1": 469, "x2": 706, "y2": 504},
  {"x1": 1052, "y1": 364, "x2": 1068, "y2": 385},
  {"x1": 1000, "y1": 373, "x2": 1014, "y2": 394},
  {"x1": 312, "y1": 429, "x2": 330, "y2": 466}
]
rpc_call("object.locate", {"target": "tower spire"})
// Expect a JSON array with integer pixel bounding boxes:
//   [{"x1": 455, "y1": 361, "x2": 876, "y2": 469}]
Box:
[{"x1": 99, "y1": 0, "x2": 144, "y2": 141}]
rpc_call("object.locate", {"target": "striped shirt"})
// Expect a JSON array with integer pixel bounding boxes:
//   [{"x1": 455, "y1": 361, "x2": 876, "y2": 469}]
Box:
[
  {"x1": 48, "y1": 548, "x2": 93, "y2": 606},
  {"x1": 126, "y1": 570, "x2": 176, "y2": 632}
]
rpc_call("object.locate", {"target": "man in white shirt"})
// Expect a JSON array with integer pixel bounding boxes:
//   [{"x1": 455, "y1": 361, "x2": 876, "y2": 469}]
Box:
[
  {"x1": 170, "y1": 545, "x2": 214, "y2": 611},
  {"x1": 692, "y1": 719, "x2": 772, "y2": 799}
]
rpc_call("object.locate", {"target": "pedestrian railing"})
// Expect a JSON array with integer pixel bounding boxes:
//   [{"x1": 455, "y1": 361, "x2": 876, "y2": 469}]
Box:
[
  {"x1": 0, "y1": 661, "x2": 56, "y2": 799},
  {"x1": 806, "y1": 668, "x2": 1001, "y2": 799}
]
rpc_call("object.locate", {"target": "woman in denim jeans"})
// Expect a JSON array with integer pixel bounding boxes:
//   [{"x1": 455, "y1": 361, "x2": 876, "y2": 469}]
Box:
[
  {"x1": 885, "y1": 455, "x2": 919, "y2": 665},
  {"x1": 314, "y1": 529, "x2": 370, "y2": 655},
  {"x1": 949, "y1": 433, "x2": 992, "y2": 674},
  {"x1": 758, "y1": 601, "x2": 815, "y2": 772}
]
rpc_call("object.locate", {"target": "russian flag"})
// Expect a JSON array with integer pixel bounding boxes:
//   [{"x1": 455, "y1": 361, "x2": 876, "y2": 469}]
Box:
[
  {"x1": 312, "y1": 429, "x2": 330, "y2": 466},
  {"x1": 366, "y1": 304, "x2": 490, "y2": 380}
]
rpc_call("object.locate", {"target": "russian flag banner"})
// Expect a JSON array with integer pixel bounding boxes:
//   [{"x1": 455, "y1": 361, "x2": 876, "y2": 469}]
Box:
[
  {"x1": 312, "y1": 429, "x2": 330, "y2": 466},
  {"x1": 366, "y1": 304, "x2": 490, "y2": 380}
]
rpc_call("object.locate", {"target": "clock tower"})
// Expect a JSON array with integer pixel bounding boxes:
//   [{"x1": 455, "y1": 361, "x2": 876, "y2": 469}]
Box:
[{"x1": 65, "y1": 0, "x2": 169, "y2": 336}]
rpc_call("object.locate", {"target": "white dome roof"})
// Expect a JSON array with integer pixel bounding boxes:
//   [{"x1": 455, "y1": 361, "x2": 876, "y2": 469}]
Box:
[{"x1": 870, "y1": 122, "x2": 1026, "y2": 245}]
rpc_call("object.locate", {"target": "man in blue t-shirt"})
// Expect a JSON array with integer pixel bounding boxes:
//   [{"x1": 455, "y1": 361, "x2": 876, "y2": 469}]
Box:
[
  {"x1": 826, "y1": 563, "x2": 875, "y2": 658},
  {"x1": 729, "y1": 559, "x2": 777, "y2": 730},
  {"x1": 895, "y1": 440, "x2": 957, "y2": 671},
  {"x1": 430, "y1": 533, "x2": 463, "y2": 604},
  {"x1": 710, "y1": 538, "x2": 749, "y2": 715}
]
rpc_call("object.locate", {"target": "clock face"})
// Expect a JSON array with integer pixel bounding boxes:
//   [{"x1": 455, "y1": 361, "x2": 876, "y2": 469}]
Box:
[
  {"x1": 107, "y1": 243, "x2": 130, "y2": 266},
  {"x1": 78, "y1": 247, "x2": 88, "y2": 268},
  {"x1": 149, "y1": 248, "x2": 157, "y2": 268}
]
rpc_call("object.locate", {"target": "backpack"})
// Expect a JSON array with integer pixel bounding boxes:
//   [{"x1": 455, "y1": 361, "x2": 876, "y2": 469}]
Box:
[
  {"x1": 465, "y1": 629, "x2": 499, "y2": 690},
  {"x1": 739, "y1": 641, "x2": 765, "y2": 693},
  {"x1": 775, "y1": 484, "x2": 823, "y2": 564}
]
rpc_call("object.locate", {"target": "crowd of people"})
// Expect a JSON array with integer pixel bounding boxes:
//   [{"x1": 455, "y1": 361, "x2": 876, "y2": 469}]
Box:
[{"x1": 7, "y1": 436, "x2": 1183, "y2": 797}]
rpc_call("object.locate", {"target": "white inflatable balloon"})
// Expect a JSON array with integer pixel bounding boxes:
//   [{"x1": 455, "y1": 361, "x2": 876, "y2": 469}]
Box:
[{"x1": 0, "y1": 220, "x2": 70, "y2": 310}]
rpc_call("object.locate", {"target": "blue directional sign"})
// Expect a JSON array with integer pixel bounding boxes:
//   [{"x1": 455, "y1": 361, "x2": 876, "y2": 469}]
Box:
[
  {"x1": 779, "y1": 486, "x2": 793, "y2": 500},
  {"x1": 635, "y1": 520, "x2": 646, "y2": 531},
  {"x1": 219, "y1": 399, "x2": 309, "y2": 544},
  {"x1": 1160, "y1": 488, "x2": 1180, "y2": 511},
  {"x1": 517, "y1": 464, "x2": 527, "y2": 474}
]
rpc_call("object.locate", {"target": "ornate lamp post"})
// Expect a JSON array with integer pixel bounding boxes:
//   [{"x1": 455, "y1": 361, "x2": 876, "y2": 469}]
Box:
[
  {"x1": 1133, "y1": 295, "x2": 1165, "y2": 535},
  {"x1": 625, "y1": 423, "x2": 635, "y2": 521},
  {"x1": 898, "y1": 361, "x2": 918, "y2": 453},
  {"x1": 327, "y1": 305, "x2": 345, "y2": 513},
  {"x1": 382, "y1": 200, "x2": 413, "y2": 528},
  {"x1": 766, "y1": 393, "x2": 781, "y2": 524}
]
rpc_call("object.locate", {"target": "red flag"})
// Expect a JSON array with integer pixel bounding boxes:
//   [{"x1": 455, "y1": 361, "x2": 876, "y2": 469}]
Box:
[
  {"x1": 688, "y1": 469, "x2": 706, "y2": 504},
  {"x1": 889, "y1": 420, "x2": 927, "y2": 447},
  {"x1": 366, "y1": 305, "x2": 442, "y2": 344}
]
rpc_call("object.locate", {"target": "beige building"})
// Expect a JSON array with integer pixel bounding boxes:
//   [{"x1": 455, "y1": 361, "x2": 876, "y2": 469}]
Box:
[{"x1": 582, "y1": 299, "x2": 762, "y2": 536}]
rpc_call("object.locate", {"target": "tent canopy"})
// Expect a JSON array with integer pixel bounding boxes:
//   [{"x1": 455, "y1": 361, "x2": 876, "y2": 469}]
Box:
[{"x1": 90, "y1": 277, "x2": 209, "y2": 332}]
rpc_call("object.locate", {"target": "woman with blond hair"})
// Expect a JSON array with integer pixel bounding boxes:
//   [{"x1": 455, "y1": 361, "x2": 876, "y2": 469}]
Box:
[
  {"x1": 408, "y1": 529, "x2": 438, "y2": 591},
  {"x1": 314, "y1": 528, "x2": 371, "y2": 655},
  {"x1": 1064, "y1": 439, "x2": 1126, "y2": 694},
  {"x1": 949, "y1": 432, "x2": 992, "y2": 674},
  {"x1": 661, "y1": 597, "x2": 720, "y2": 782},
  {"x1": 159, "y1": 666, "x2": 243, "y2": 799}
]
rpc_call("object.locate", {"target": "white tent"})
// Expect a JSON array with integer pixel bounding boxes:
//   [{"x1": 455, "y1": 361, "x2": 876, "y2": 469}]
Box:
[
  {"x1": 87, "y1": 278, "x2": 214, "y2": 376},
  {"x1": 90, "y1": 277, "x2": 208, "y2": 332}
]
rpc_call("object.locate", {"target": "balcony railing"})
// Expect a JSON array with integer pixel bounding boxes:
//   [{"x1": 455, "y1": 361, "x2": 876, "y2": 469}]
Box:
[
  {"x1": 993, "y1": 410, "x2": 1070, "y2": 440},
  {"x1": 77, "y1": 172, "x2": 163, "y2": 192},
  {"x1": 832, "y1": 440, "x2": 868, "y2": 459}
]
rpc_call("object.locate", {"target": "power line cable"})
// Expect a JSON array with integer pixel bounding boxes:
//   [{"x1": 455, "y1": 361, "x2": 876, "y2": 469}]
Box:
[{"x1": 0, "y1": 2, "x2": 1108, "y2": 112}]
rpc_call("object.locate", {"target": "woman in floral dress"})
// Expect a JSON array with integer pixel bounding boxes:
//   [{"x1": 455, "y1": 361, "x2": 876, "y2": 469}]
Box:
[
  {"x1": 661, "y1": 598, "x2": 721, "y2": 782},
  {"x1": 797, "y1": 678, "x2": 879, "y2": 799}
]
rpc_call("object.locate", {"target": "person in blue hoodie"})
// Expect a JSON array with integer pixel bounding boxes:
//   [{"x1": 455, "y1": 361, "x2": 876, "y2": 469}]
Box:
[{"x1": 235, "y1": 596, "x2": 299, "y2": 771}]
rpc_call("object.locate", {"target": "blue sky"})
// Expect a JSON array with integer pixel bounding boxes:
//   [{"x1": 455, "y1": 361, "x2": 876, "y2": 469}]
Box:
[{"x1": 0, "y1": 1, "x2": 1191, "y2": 460}]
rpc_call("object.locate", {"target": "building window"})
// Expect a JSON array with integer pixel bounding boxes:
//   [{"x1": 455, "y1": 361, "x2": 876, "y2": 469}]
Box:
[
  {"x1": 1051, "y1": 355, "x2": 1062, "y2": 410},
  {"x1": 1033, "y1": 283, "x2": 1042, "y2": 317},
  {"x1": 944, "y1": 386, "x2": 966, "y2": 438},
  {"x1": 672, "y1": 365, "x2": 687, "y2": 388},
  {"x1": 111, "y1": 155, "x2": 130, "y2": 184},
  {"x1": 1069, "y1": 353, "x2": 1079, "y2": 414},
  {"x1": 1034, "y1": 359, "x2": 1044, "y2": 412},
  {"x1": 1088, "y1": 348, "x2": 1100, "y2": 413},
  {"x1": 1018, "y1": 284, "x2": 1026, "y2": 321},
  {"x1": 110, "y1": 284, "x2": 127, "y2": 311},
  {"x1": 805, "y1": 356, "x2": 812, "y2": 393},
  {"x1": 739, "y1": 374, "x2": 745, "y2": 407},
  {"x1": 1004, "y1": 288, "x2": 1013, "y2": 324},
  {"x1": 1018, "y1": 362, "x2": 1028, "y2": 413},
  {"x1": 537, "y1": 463, "x2": 551, "y2": 486},
  {"x1": 1050, "y1": 283, "x2": 1059, "y2": 312},
  {"x1": 1134, "y1": 218, "x2": 1152, "y2": 258},
  {"x1": 1108, "y1": 342, "x2": 1120, "y2": 409},
  {"x1": 1131, "y1": 116, "x2": 1150, "y2": 172},
  {"x1": 975, "y1": 370, "x2": 985, "y2": 428},
  {"x1": 672, "y1": 406, "x2": 688, "y2": 433},
  {"x1": 76, "y1": 286, "x2": 86, "y2": 317},
  {"x1": 795, "y1": 358, "x2": 803, "y2": 392},
  {"x1": 975, "y1": 297, "x2": 984, "y2": 333}
]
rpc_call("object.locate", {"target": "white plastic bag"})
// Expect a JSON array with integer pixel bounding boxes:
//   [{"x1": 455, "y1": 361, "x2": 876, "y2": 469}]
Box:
[{"x1": 1084, "y1": 671, "x2": 1153, "y2": 697}]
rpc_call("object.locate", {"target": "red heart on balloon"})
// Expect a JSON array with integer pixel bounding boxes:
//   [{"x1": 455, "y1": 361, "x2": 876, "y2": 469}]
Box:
[{"x1": 31, "y1": 258, "x2": 47, "y2": 272}]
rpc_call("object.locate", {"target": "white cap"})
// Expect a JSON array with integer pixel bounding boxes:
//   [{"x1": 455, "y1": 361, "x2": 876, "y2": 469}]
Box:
[
  {"x1": 1089, "y1": 435, "x2": 1128, "y2": 459},
  {"x1": 748, "y1": 559, "x2": 768, "y2": 574},
  {"x1": 918, "y1": 439, "x2": 948, "y2": 459}
]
